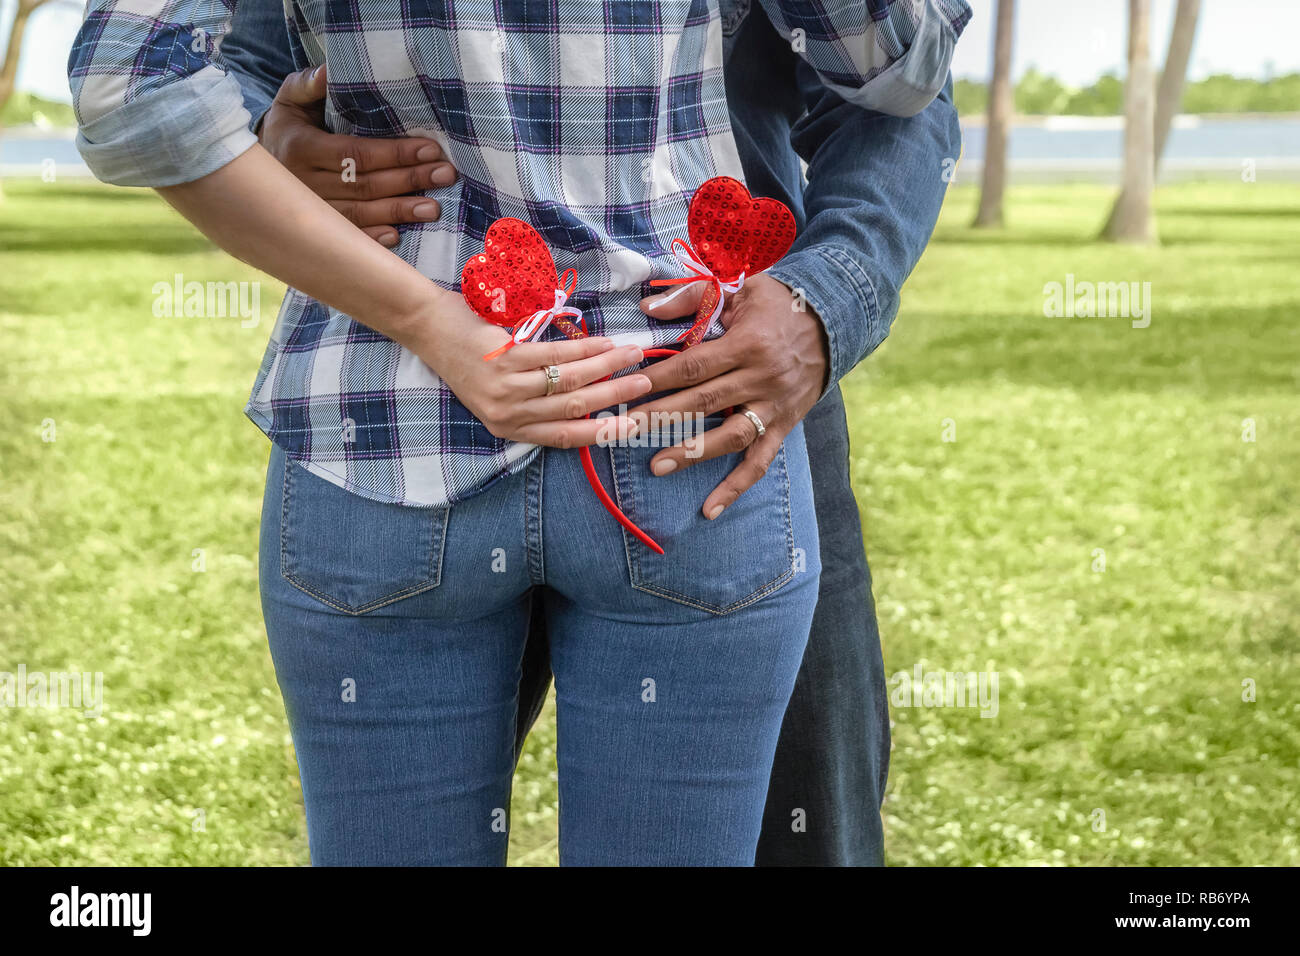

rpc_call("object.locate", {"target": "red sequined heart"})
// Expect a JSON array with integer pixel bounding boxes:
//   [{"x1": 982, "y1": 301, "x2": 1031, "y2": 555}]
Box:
[
  {"x1": 461, "y1": 218, "x2": 559, "y2": 327},
  {"x1": 687, "y1": 176, "x2": 797, "y2": 282}
]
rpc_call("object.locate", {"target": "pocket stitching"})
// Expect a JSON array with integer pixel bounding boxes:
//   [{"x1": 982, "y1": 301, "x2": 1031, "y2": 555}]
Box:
[
  {"x1": 279, "y1": 457, "x2": 448, "y2": 615},
  {"x1": 610, "y1": 442, "x2": 640, "y2": 593},
  {"x1": 617, "y1": 442, "x2": 795, "y2": 616}
]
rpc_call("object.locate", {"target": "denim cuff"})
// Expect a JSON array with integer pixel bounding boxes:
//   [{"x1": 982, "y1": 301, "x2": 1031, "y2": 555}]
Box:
[
  {"x1": 222, "y1": 64, "x2": 277, "y2": 135},
  {"x1": 247, "y1": 103, "x2": 271, "y2": 136},
  {"x1": 767, "y1": 245, "x2": 885, "y2": 398},
  {"x1": 75, "y1": 67, "x2": 258, "y2": 187}
]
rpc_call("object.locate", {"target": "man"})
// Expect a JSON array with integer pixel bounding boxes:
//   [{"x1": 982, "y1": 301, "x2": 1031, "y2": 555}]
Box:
[{"x1": 219, "y1": 0, "x2": 966, "y2": 865}]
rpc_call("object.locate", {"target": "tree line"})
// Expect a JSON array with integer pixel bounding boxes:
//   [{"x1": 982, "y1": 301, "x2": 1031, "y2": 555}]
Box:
[
  {"x1": 957, "y1": 70, "x2": 1300, "y2": 118},
  {"x1": 976, "y1": 0, "x2": 1209, "y2": 244}
]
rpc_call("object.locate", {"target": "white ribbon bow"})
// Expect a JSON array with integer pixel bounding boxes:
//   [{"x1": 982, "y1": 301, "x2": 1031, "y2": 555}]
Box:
[
  {"x1": 511, "y1": 286, "x2": 585, "y2": 346},
  {"x1": 649, "y1": 239, "x2": 746, "y2": 335}
]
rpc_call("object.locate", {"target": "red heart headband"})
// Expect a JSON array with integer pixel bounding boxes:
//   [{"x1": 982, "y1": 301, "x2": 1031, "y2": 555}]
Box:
[
  {"x1": 459, "y1": 177, "x2": 798, "y2": 553},
  {"x1": 461, "y1": 217, "x2": 589, "y2": 360},
  {"x1": 648, "y1": 176, "x2": 797, "y2": 346}
]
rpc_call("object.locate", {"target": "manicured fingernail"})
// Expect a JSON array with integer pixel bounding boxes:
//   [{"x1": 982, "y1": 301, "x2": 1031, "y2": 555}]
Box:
[
  {"x1": 379, "y1": 232, "x2": 399, "y2": 247},
  {"x1": 413, "y1": 202, "x2": 438, "y2": 219},
  {"x1": 632, "y1": 375, "x2": 652, "y2": 393},
  {"x1": 416, "y1": 145, "x2": 440, "y2": 162},
  {"x1": 431, "y1": 164, "x2": 456, "y2": 186},
  {"x1": 653, "y1": 459, "x2": 677, "y2": 476},
  {"x1": 705, "y1": 504, "x2": 724, "y2": 520},
  {"x1": 626, "y1": 347, "x2": 644, "y2": 362}
]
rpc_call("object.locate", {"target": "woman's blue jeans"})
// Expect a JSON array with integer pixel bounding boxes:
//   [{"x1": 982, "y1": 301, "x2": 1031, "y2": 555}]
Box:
[{"x1": 258, "y1": 423, "x2": 821, "y2": 865}]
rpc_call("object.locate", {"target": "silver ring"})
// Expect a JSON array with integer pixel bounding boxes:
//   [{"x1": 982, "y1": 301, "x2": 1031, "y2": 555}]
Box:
[
  {"x1": 740, "y1": 408, "x2": 766, "y2": 438},
  {"x1": 543, "y1": 365, "x2": 561, "y2": 397}
]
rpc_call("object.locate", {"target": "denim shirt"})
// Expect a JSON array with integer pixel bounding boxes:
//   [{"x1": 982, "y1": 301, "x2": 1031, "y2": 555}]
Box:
[{"x1": 221, "y1": 0, "x2": 965, "y2": 397}]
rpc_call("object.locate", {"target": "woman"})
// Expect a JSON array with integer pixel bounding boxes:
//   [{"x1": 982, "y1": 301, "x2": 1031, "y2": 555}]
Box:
[{"x1": 68, "y1": 0, "x2": 933, "y2": 865}]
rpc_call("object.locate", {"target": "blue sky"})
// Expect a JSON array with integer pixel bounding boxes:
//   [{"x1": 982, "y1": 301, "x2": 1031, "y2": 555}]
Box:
[
  {"x1": 952, "y1": 0, "x2": 1300, "y2": 86},
  {"x1": 5, "y1": 0, "x2": 1300, "y2": 104}
]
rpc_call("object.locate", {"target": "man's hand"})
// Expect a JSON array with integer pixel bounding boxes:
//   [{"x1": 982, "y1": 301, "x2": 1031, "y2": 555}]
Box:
[
  {"x1": 259, "y1": 65, "x2": 458, "y2": 247},
  {"x1": 633, "y1": 273, "x2": 830, "y2": 519}
]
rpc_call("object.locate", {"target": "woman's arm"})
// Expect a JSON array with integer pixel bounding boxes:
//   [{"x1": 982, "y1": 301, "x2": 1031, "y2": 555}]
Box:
[
  {"x1": 156, "y1": 146, "x2": 650, "y2": 447},
  {"x1": 157, "y1": 145, "x2": 451, "y2": 351}
]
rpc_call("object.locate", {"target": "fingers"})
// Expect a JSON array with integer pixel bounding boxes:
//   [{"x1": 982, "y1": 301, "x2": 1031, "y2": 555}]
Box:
[
  {"x1": 284, "y1": 120, "x2": 448, "y2": 178},
  {"x1": 640, "y1": 283, "x2": 705, "y2": 318},
  {"x1": 632, "y1": 368, "x2": 746, "y2": 420},
  {"x1": 639, "y1": 402, "x2": 782, "y2": 519},
  {"x1": 647, "y1": 407, "x2": 760, "y2": 476},
  {"x1": 311, "y1": 161, "x2": 454, "y2": 201},
  {"x1": 269, "y1": 65, "x2": 455, "y2": 207},
  {"x1": 701, "y1": 426, "x2": 784, "y2": 520},
  {"x1": 361, "y1": 225, "x2": 401, "y2": 247},
  {"x1": 529, "y1": 370, "x2": 653, "y2": 420},
  {"x1": 332, "y1": 195, "x2": 442, "y2": 230},
  {"x1": 516, "y1": 414, "x2": 640, "y2": 450},
  {"x1": 637, "y1": 336, "x2": 737, "y2": 395},
  {"x1": 324, "y1": 133, "x2": 449, "y2": 175},
  {"x1": 512, "y1": 344, "x2": 646, "y2": 397},
  {"x1": 497, "y1": 336, "x2": 616, "y2": 372},
  {"x1": 275, "y1": 64, "x2": 328, "y2": 107},
  {"x1": 474, "y1": 340, "x2": 650, "y2": 448}
]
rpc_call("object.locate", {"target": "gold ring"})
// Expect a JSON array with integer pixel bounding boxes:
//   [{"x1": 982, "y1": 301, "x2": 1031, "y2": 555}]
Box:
[
  {"x1": 544, "y1": 365, "x2": 561, "y2": 397},
  {"x1": 740, "y1": 407, "x2": 766, "y2": 438}
]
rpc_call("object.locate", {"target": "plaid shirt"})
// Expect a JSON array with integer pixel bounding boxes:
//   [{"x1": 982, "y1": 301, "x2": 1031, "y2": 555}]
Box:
[{"x1": 70, "y1": 0, "x2": 969, "y2": 507}]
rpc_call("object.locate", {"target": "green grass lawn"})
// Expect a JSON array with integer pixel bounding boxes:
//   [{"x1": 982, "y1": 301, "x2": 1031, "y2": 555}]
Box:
[{"x1": 2, "y1": 178, "x2": 1296, "y2": 866}]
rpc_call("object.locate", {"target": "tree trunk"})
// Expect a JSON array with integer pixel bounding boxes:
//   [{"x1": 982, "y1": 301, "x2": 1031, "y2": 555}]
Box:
[
  {"x1": 1, "y1": 1, "x2": 56, "y2": 201},
  {"x1": 0, "y1": 1, "x2": 42, "y2": 112},
  {"x1": 973, "y1": 0, "x2": 1016, "y2": 228},
  {"x1": 1102, "y1": 0, "x2": 1156, "y2": 244},
  {"x1": 1154, "y1": 0, "x2": 1202, "y2": 167}
]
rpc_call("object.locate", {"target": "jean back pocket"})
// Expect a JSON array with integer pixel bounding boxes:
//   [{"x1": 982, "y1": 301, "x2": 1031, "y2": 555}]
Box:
[
  {"x1": 609, "y1": 423, "x2": 795, "y2": 615},
  {"x1": 280, "y1": 457, "x2": 448, "y2": 615}
]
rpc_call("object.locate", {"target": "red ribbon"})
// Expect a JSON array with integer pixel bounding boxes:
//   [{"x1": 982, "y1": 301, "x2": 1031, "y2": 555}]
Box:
[{"x1": 577, "y1": 346, "x2": 679, "y2": 555}]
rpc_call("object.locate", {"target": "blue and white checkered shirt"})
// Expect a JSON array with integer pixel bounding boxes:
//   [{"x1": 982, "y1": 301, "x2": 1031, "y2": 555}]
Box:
[{"x1": 70, "y1": 0, "x2": 969, "y2": 506}]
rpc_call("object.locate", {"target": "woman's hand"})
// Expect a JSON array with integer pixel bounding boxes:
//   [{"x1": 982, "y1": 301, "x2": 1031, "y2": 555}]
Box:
[{"x1": 412, "y1": 299, "x2": 653, "y2": 448}]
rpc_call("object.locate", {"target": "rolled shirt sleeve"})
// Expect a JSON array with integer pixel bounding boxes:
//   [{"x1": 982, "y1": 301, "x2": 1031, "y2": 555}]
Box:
[
  {"x1": 758, "y1": 0, "x2": 972, "y2": 117},
  {"x1": 68, "y1": 0, "x2": 257, "y2": 186}
]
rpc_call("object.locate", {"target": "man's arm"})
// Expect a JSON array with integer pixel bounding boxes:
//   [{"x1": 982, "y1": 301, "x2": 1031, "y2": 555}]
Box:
[
  {"x1": 219, "y1": 0, "x2": 457, "y2": 246},
  {"x1": 635, "y1": 2, "x2": 966, "y2": 518},
  {"x1": 755, "y1": 0, "x2": 968, "y2": 392},
  {"x1": 768, "y1": 71, "x2": 962, "y2": 394}
]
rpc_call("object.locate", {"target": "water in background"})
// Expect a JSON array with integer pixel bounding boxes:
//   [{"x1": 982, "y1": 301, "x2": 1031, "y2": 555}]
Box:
[
  {"x1": 4, "y1": 116, "x2": 1300, "y2": 180},
  {"x1": 961, "y1": 116, "x2": 1300, "y2": 161}
]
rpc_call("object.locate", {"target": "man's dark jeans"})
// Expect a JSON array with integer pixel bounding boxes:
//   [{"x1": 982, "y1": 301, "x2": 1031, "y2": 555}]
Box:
[{"x1": 514, "y1": 384, "x2": 890, "y2": 866}]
